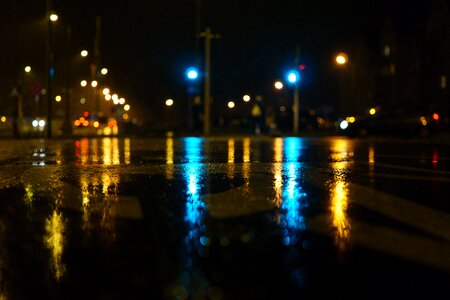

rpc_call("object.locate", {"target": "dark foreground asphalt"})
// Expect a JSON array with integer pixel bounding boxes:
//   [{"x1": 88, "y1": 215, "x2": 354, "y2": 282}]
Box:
[{"x1": 0, "y1": 136, "x2": 449, "y2": 299}]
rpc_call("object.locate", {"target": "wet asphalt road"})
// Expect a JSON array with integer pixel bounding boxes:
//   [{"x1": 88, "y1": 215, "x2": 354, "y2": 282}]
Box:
[{"x1": 0, "y1": 136, "x2": 449, "y2": 299}]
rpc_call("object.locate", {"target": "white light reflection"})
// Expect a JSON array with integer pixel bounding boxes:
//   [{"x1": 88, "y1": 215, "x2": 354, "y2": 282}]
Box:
[{"x1": 280, "y1": 138, "x2": 307, "y2": 246}]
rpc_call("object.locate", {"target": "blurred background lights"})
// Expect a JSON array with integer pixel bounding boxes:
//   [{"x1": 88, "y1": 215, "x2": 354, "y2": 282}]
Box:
[
  {"x1": 101, "y1": 68, "x2": 108, "y2": 75},
  {"x1": 55, "y1": 95, "x2": 62, "y2": 102},
  {"x1": 119, "y1": 98, "x2": 126, "y2": 105},
  {"x1": 369, "y1": 108, "x2": 377, "y2": 115},
  {"x1": 81, "y1": 50, "x2": 88, "y2": 57},
  {"x1": 274, "y1": 81, "x2": 284, "y2": 90},
  {"x1": 227, "y1": 101, "x2": 235, "y2": 108},
  {"x1": 49, "y1": 14, "x2": 58, "y2": 22},
  {"x1": 340, "y1": 120, "x2": 349, "y2": 130},
  {"x1": 103, "y1": 88, "x2": 110, "y2": 95},
  {"x1": 185, "y1": 67, "x2": 199, "y2": 80},
  {"x1": 80, "y1": 80, "x2": 87, "y2": 87},
  {"x1": 124, "y1": 104, "x2": 130, "y2": 111},
  {"x1": 24, "y1": 66, "x2": 31, "y2": 73},
  {"x1": 336, "y1": 52, "x2": 348, "y2": 65},
  {"x1": 287, "y1": 70, "x2": 299, "y2": 83},
  {"x1": 105, "y1": 94, "x2": 111, "y2": 101},
  {"x1": 165, "y1": 99, "x2": 174, "y2": 106},
  {"x1": 91, "y1": 80, "x2": 98, "y2": 88},
  {"x1": 243, "y1": 95, "x2": 251, "y2": 102}
]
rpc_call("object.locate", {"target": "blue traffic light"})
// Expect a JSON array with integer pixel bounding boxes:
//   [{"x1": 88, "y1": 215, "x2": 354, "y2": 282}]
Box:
[
  {"x1": 286, "y1": 70, "x2": 300, "y2": 84},
  {"x1": 185, "y1": 67, "x2": 199, "y2": 80}
]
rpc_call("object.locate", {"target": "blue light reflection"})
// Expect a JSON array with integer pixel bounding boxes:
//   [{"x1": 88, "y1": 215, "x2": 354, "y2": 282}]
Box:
[
  {"x1": 183, "y1": 137, "x2": 205, "y2": 226},
  {"x1": 280, "y1": 138, "x2": 307, "y2": 246}
]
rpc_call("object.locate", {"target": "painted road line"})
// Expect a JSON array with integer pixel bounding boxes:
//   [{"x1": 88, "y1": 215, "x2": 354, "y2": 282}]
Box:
[
  {"x1": 304, "y1": 167, "x2": 450, "y2": 242},
  {"x1": 308, "y1": 214, "x2": 450, "y2": 272}
]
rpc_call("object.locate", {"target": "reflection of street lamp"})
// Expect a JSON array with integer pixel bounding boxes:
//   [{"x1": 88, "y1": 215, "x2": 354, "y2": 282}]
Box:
[{"x1": 286, "y1": 70, "x2": 300, "y2": 134}]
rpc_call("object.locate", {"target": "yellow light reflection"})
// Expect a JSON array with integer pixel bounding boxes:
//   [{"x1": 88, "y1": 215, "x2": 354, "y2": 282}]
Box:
[
  {"x1": 227, "y1": 138, "x2": 235, "y2": 180},
  {"x1": 90, "y1": 139, "x2": 98, "y2": 163},
  {"x1": 272, "y1": 138, "x2": 283, "y2": 208},
  {"x1": 44, "y1": 210, "x2": 66, "y2": 281},
  {"x1": 124, "y1": 138, "x2": 131, "y2": 164},
  {"x1": 24, "y1": 184, "x2": 34, "y2": 206},
  {"x1": 80, "y1": 138, "x2": 89, "y2": 165},
  {"x1": 368, "y1": 144, "x2": 375, "y2": 182},
  {"x1": 330, "y1": 181, "x2": 350, "y2": 248},
  {"x1": 243, "y1": 138, "x2": 251, "y2": 163},
  {"x1": 242, "y1": 138, "x2": 251, "y2": 186},
  {"x1": 112, "y1": 138, "x2": 120, "y2": 165},
  {"x1": 329, "y1": 138, "x2": 352, "y2": 251},
  {"x1": 166, "y1": 137, "x2": 174, "y2": 180}
]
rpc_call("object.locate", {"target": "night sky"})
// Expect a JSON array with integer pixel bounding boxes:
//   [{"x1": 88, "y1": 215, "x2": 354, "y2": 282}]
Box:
[{"x1": 0, "y1": 0, "x2": 444, "y2": 122}]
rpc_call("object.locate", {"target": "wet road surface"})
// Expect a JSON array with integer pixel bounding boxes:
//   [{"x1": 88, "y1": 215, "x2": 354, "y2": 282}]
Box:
[{"x1": 0, "y1": 136, "x2": 449, "y2": 299}]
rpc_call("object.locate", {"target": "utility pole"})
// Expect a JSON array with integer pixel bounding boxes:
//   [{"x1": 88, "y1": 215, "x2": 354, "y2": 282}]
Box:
[
  {"x1": 62, "y1": 24, "x2": 72, "y2": 136},
  {"x1": 93, "y1": 16, "x2": 101, "y2": 117},
  {"x1": 293, "y1": 46, "x2": 300, "y2": 135},
  {"x1": 46, "y1": 0, "x2": 53, "y2": 138},
  {"x1": 200, "y1": 27, "x2": 220, "y2": 136}
]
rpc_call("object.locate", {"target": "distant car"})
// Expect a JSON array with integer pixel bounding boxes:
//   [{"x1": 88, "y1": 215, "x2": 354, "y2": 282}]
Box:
[{"x1": 339, "y1": 108, "x2": 440, "y2": 138}]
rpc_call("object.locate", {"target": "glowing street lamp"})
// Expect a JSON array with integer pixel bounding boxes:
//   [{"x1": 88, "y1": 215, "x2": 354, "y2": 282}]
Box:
[
  {"x1": 274, "y1": 81, "x2": 284, "y2": 90},
  {"x1": 165, "y1": 99, "x2": 174, "y2": 107},
  {"x1": 336, "y1": 52, "x2": 348, "y2": 65},
  {"x1": 185, "y1": 67, "x2": 199, "y2": 81},
  {"x1": 227, "y1": 101, "x2": 235, "y2": 109},
  {"x1": 80, "y1": 80, "x2": 87, "y2": 87},
  {"x1": 49, "y1": 14, "x2": 58, "y2": 22},
  {"x1": 55, "y1": 95, "x2": 62, "y2": 102},
  {"x1": 101, "y1": 68, "x2": 108, "y2": 75},
  {"x1": 124, "y1": 104, "x2": 130, "y2": 111},
  {"x1": 81, "y1": 50, "x2": 88, "y2": 57},
  {"x1": 24, "y1": 66, "x2": 31, "y2": 73},
  {"x1": 102, "y1": 88, "x2": 110, "y2": 95},
  {"x1": 91, "y1": 80, "x2": 98, "y2": 88},
  {"x1": 243, "y1": 95, "x2": 251, "y2": 102},
  {"x1": 286, "y1": 69, "x2": 300, "y2": 134}
]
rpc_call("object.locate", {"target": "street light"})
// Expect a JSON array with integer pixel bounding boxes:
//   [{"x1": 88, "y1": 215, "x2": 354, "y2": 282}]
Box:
[
  {"x1": 81, "y1": 50, "x2": 88, "y2": 57},
  {"x1": 49, "y1": 13, "x2": 58, "y2": 22},
  {"x1": 165, "y1": 99, "x2": 174, "y2": 107},
  {"x1": 101, "y1": 68, "x2": 108, "y2": 75},
  {"x1": 274, "y1": 81, "x2": 284, "y2": 90},
  {"x1": 286, "y1": 69, "x2": 300, "y2": 134},
  {"x1": 185, "y1": 66, "x2": 200, "y2": 131},
  {"x1": 227, "y1": 101, "x2": 235, "y2": 109},
  {"x1": 80, "y1": 80, "x2": 87, "y2": 87},
  {"x1": 243, "y1": 95, "x2": 251, "y2": 102},
  {"x1": 185, "y1": 67, "x2": 199, "y2": 80},
  {"x1": 336, "y1": 52, "x2": 348, "y2": 65},
  {"x1": 24, "y1": 66, "x2": 31, "y2": 73}
]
